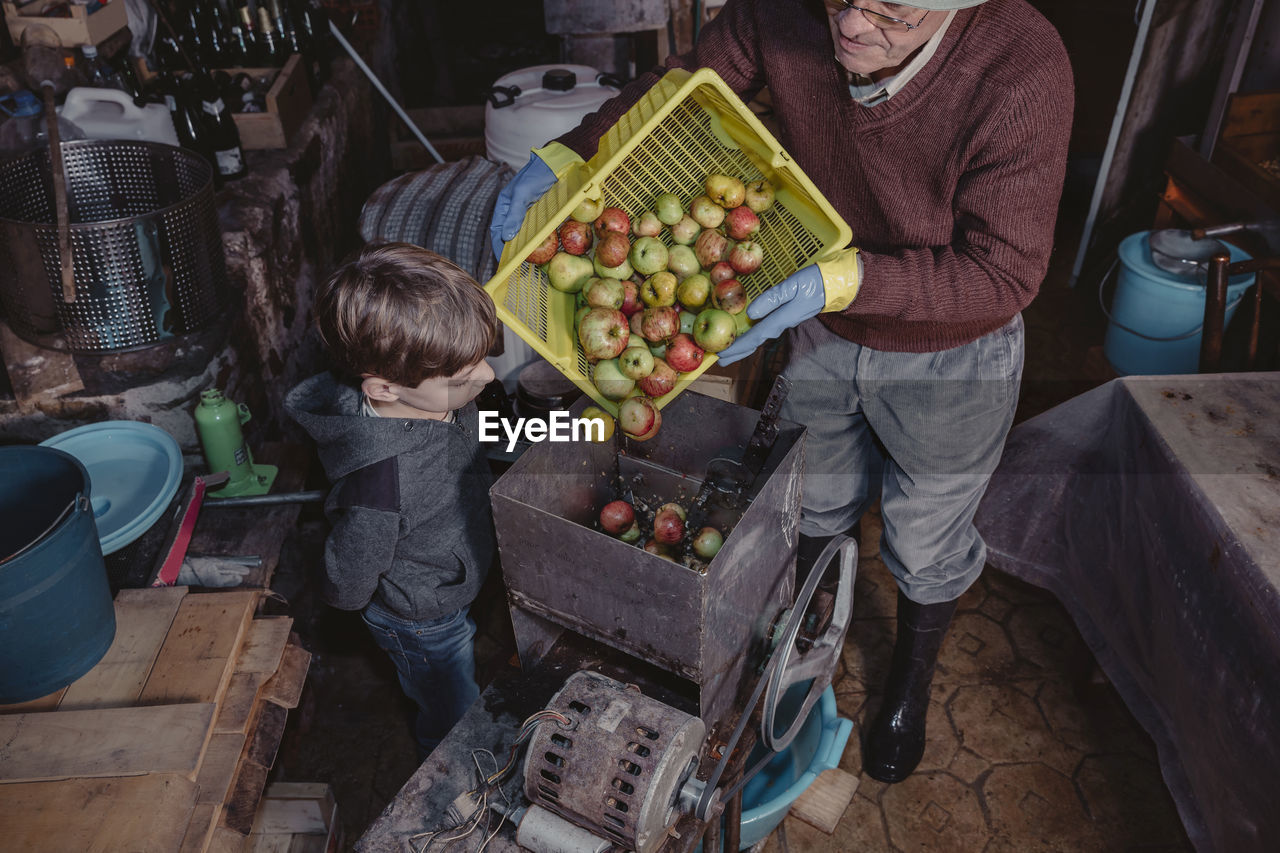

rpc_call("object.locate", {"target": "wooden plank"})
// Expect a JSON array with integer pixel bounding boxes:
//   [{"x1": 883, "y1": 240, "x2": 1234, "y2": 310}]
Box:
[
  {"x1": 237, "y1": 617, "x2": 294, "y2": 674},
  {"x1": 788, "y1": 767, "x2": 859, "y2": 834},
  {"x1": 251, "y1": 798, "x2": 329, "y2": 836},
  {"x1": 223, "y1": 761, "x2": 272, "y2": 835},
  {"x1": 260, "y1": 643, "x2": 312, "y2": 710},
  {"x1": 0, "y1": 687, "x2": 66, "y2": 715},
  {"x1": 179, "y1": 802, "x2": 219, "y2": 853},
  {"x1": 209, "y1": 825, "x2": 253, "y2": 853},
  {"x1": 59, "y1": 586, "x2": 188, "y2": 710},
  {"x1": 0, "y1": 703, "x2": 216, "y2": 783},
  {"x1": 0, "y1": 773, "x2": 197, "y2": 852},
  {"x1": 216, "y1": 671, "x2": 272, "y2": 736},
  {"x1": 245, "y1": 701, "x2": 290, "y2": 770},
  {"x1": 139, "y1": 590, "x2": 260, "y2": 706},
  {"x1": 196, "y1": 732, "x2": 249, "y2": 806},
  {"x1": 0, "y1": 319, "x2": 84, "y2": 412}
]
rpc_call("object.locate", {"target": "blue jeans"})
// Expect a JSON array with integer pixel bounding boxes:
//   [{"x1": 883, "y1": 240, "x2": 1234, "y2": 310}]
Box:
[
  {"x1": 781, "y1": 315, "x2": 1024, "y2": 604},
  {"x1": 361, "y1": 600, "x2": 480, "y2": 757}
]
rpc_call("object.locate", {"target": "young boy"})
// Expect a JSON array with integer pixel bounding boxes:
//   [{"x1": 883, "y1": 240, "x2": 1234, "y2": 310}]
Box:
[{"x1": 286, "y1": 242, "x2": 498, "y2": 758}]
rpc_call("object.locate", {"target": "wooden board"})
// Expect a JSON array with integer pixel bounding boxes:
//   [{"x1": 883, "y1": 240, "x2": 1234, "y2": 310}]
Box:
[
  {"x1": 139, "y1": 589, "x2": 260, "y2": 706},
  {"x1": 0, "y1": 703, "x2": 216, "y2": 783},
  {"x1": 788, "y1": 767, "x2": 859, "y2": 834},
  {"x1": 0, "y1": 687, "x2": 67, "y2": 715},
  {"x1": 179, "y1": 802, "x2": 221, "y2": 853},
  {"x1": 0, "y1": 773, "x2": 198, "y2": 852},
  {"x1": 0, "y1": 320, "x2": 84, "y2": 412},
  {"x1": 236, "y1": 617, "x2": 294, "y2": 674},
  {"x1": 58, "y1": 586, "x2": 188, "y2": 710},
  {"x1": 196, "y1": 732, "x2": 250, "y2": 806},
  {"x1": 259, "y1": 643, "x2": 312, "y2": 709}
]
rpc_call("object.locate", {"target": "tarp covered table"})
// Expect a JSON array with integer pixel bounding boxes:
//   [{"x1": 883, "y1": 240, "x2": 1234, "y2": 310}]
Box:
[{"x1": 975, "y1": 373, "x2": 1280, "y2": 852}]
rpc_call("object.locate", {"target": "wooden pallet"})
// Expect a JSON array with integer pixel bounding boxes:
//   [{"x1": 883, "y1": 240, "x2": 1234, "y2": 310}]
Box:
[{"x1": 0, "y1": 587, "x2": 311, "y2": 853}]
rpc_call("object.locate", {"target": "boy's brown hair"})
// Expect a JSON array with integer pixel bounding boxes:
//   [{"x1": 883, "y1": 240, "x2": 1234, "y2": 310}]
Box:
[{"x1": 315, "y1": 242, "x2": 498, "y2": 386}]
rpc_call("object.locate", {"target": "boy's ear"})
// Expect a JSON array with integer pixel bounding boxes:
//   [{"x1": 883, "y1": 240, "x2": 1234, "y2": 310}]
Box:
[{"x1": 361, "y1": 375, "x2": 401, "y2": 403}]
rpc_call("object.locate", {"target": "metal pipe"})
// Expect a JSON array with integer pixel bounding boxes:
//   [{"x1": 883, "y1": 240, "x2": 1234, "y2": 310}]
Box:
[
  {"x1": 205, "y1": 490, "x2": 326, "y2": 507},
  {"x1": 1200, "y1": 252, "x2": 1230, "y2": 373},
  {"x1": 723, "y1": 786, "x2": 742, "y2": 853},
  {"x1": 327, "y1": 21, "x2": 445, "y2": 164}
]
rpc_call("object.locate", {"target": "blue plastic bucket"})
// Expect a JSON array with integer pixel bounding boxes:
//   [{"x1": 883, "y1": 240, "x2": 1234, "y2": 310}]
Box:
[
  {"x1": 699, "y1": 684, "x2": 852, "y2": 851},
  {"x1": 0, "y1": 446, "x2": 116, "y2": 703},
  {"x1": 1103, "y1": 231, "x2": 1255, "y2": 375}
]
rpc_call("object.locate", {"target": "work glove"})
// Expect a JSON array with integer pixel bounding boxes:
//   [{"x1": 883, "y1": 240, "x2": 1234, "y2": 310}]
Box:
[
  {"x1": 489, "y1": 142, "x2": 585, "y2": 262},
  {"x1": 177, "y1": 556, "x2": 253, "y2": 588},
  {"x1": 716, "y1": 249, "x2": 862, "y2": 365}
]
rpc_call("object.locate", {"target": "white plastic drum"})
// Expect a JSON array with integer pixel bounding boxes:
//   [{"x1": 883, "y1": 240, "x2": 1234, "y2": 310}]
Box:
[{"x1": 484, "y1": 64, "x2": 621, "y2": 171}]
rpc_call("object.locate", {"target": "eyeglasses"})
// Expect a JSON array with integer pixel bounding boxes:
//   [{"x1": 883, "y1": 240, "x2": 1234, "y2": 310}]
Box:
[{"x1": 823, "y1": 1, "x2": 930, "y2": 33}]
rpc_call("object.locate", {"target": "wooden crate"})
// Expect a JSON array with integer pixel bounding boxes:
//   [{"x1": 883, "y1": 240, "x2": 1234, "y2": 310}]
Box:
[
  {"x1": 2, "y1": 0, "x2": 127, "y2": 47},
  {"x1": 1214, "y1": 89, "x2": 1280, "y2": 211},
  {"x1": 0, "y1": 587, "x2": 312, "y2": 853},
  {"x1": 228, "y1": 54, "x2": 312, "y2": 150}
]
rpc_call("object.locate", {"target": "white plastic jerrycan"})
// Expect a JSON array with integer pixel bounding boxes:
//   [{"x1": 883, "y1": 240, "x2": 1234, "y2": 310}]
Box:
[{"x1": 59, "y1": 87, "x2": 180, "y2": 147}]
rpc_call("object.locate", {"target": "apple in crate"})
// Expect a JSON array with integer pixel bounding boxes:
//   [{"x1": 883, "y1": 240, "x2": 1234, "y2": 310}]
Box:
[
  {"x1": 571, "y1": 197, "x2": 604, "y2": 223},
  {"x1": 593, "y1": 358, "x2": 635, "y2": 400},
  {"x1": 677, "y1": 273, "x2": 711, "y2": 311},
  {"x1": 693, "y1": 527, "x2": 724, "y2": 559},
  {"x1": 667, "y1": 245, "x2": 700, "y2": 281},
  {"x1": 620, "y1": 279, "x2": 642, "y2": 317},
  {"x1": 670, "y1": 214, "x2": 701, "y2": 245},
  {"x1": 728, "y1": 241, "x2": 764, "y2": 276},
  {"x1": 713, "y1": 278, "x2": 748, "y2": 314},
  {"x1": 666, "y1": 333, "x2": 705, "y2": 373},
  {"x1": 694, "y1": 308, "x2": 737, "y2": 353},
  {"x1": 585, "y1": 276, "x2": 625, "y2": 310},
  {"x1": 549, "y1": 252, "x2": 594, "y2": 293},
  {"x1": 695, "y1": 229, "x2": 730, "y2": 269},
  {"x1": 709, "y1": 261, "x2": 736, "y2": 285},
  {"x1": 641, "y1": 271, "x2": 678, "y2": 308},
  {"x1": 638, "y1": 357, "x2": 678, "y2": 397},
  {"x1": 594, "y1": 254, "x2": 634, "y2": 281},
  {"x1": 724, "y1": 206, "x2": 760, "y2": 241},
  {"x1": 630, "y1": 311, "x2": 645, "y2": 339},
  {"x1": 559, "y1": 220, "x2": 593, "y2": 255},
  {"x1": 527, "y1": 231, "x2": 559, "y2": 265},
  {"x1": 578, "y1": 308, "x2": 630, "y2": 360},
  {"x1": 640, "y1": 306, "x2": 680, "y2": 342},
  {"x1": 679, "y1": 310, "x2": 697, "y2": 335},
  {"x1": 635, "y1": 211, "x2": 664, "y2": 238},
  {"x1": 653, "y1": 502, "x2": 686, "y2": 545},
  {"x1": 595, "y1": 231, "x2": 631, "y2": 268},
  {"x1": 744, "y1": 179, "x2": 775, "y2": 213},
  {"x1": 594, "y1": 206, "x2": 631, "y2": 237},
  {"x1": 654, "y1": 192, "x2": 684, "y2": 226},
  {"x1": 619, "y1": 345, "x2": 655, "y2": 380},
  {"x1": 630, "y1": 237, "x2": 669, "y2": 276},
  {"x1": 619, "y1": 396, "x2": 662, "y2": 440},
  {"x1": 704, "y1": 174, "x2": 746, "y2": 208},
  {"x1": 690, "y1": 194, "x2": 725, "y2": 229}
]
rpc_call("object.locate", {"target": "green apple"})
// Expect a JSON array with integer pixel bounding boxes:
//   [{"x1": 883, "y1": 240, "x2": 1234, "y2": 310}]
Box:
[
  {"x1": 667, "y1": 244, "x2": 700, "y2": 280},
  {"x1": 693, "y1": 308, "x2": 737, "y2": 353},
  {"x1": 593, "y1": 358, "x2": 635, "y2": 400},
  {"x1": 548, "y1": 252, "x2": 594, "y2": 293},
  {"x1": 594, "y1": 253, "x2": 634, "y2": 280},
  {"x1": 654, "y1": 192, "x2": 684, "y2": 226},
  {"x1": 571, "y1": 197, "x2": 605, "y2": 223},
  {"x1": 734, "y1": 310, "x2": 753, "y2": 335},
  {"x1": 630, "y1": 236, "x2": 669, "y2": 276},
  {"x1": 677, "y1": 273, "x2": 712, "y2": 310},
  {"x1": 640, "y1": 271, "x2": 678, "y2": 308},
  {"x1": 585, "y1": 276, "x2": 625, "y2": 310},
  {"x1": 618, "y1": 346, "x2": 655, "y2": 380},
  {"x1": 679, "y1": 310, "x2": 697, "y2": 336}
]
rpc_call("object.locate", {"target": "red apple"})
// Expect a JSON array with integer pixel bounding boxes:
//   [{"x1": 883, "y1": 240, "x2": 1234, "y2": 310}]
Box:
[
  {"x1": 620, "y1": 279, "x2": 642, "y2": 317},
  {"x1": 728, "y1": 241, "x2": 764, "y2": 276},
  {"x1": 638, "y1": 357, "x2": 678, "y2": 397},
  {"x1": 695, "y1": 229, "x2": 730, "y2": 268},
  {"x1": 653, "y1": 505, "x2": 685, "y2": 545},
  {"x1": 599, "y1": 500, "x2": 635, "y2": 535},
  {"x1": 593, "y1": 206, "x2": 631, "y2": 238},
  {"x1": 527, "y1": 231, "x2": 559, "y2": 265},
  {"x1": 709, "y1": 261, "x2": 736, "y2": 285},
  {"x1": 640, "y1": 306, "x2": 681, "y2": 342},
  {"x1": 619, "y1": 396, "x2": 661, "y2": 439},
  {"x1": 713, "y1": 278, "x2": 748, "y2": 315},
  {"x1": 595, "y1": 231, "x2": 631, "y2": 268},
  {"x1": 578, "y1": 307, "x2": 630, "y2": 360},
  {"x1": 559, "y1": 220, "x2": 594, "y2": 256},
  {"x1": 630, "y1": 311, "x2": 645, "y2": 338},
  {"x1": 723, "y1": 206, "x2": 760, "y2": 241},
  {"x1": 665, "y1": 333, "x2": 704, "y2": 373}
]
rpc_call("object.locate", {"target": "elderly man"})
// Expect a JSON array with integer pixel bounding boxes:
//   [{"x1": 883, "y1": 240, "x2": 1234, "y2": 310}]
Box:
[{"x1": 492, "y1": 0, "x2": 1072, "y2": 783}]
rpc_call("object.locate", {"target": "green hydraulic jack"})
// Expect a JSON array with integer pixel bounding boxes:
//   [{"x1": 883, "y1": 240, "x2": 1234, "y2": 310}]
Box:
[{"x1": 194, "y1": 389, "x2": 278, "y2": 498}]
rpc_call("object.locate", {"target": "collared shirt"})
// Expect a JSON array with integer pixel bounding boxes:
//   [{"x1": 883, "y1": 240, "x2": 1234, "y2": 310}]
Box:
[{"x1": 847, "y1": 10, "x2": 956, "y2": 106}]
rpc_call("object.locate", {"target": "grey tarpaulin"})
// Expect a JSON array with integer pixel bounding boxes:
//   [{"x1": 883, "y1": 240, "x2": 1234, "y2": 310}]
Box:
[
  {"x1": 358, "y1": 155, "x2": 514, "y2": 283},
  {"x1": 975, "y1": 373, "x2": 1280, "y2": 851}
]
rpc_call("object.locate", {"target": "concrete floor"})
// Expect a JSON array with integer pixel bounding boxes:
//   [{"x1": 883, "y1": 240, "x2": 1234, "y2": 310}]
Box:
[{"x1": 269, "y1": 266, "x2": 1195, "y2": 851}]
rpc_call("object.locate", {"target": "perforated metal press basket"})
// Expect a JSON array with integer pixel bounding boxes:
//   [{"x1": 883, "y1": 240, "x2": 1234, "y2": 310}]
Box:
[{"x1": 0, "y1": 140, "x2": 228, "y2": 353}]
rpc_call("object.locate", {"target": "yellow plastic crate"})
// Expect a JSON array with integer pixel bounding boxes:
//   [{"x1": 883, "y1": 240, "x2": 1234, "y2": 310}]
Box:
[{"x1": 484, "y1": 67, "x2": 852, "y2": 416}]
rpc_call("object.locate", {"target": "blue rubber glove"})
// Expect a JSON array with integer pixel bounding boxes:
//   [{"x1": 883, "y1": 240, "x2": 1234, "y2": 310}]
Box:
[
  {"x1": 489, "y1": 154, "x2": 558, "y2": 262},
  {"x1": 716, "y1": 264, "x2": 827, "y2": 366}
]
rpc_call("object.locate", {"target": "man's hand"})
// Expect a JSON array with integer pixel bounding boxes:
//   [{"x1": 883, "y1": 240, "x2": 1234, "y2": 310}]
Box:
[
  {"x1": 716, "y1": 251, "x2": 860, "y2": 365},
  {"x1": 489, "y1": 154, "x2": 558, "y2": 262}
]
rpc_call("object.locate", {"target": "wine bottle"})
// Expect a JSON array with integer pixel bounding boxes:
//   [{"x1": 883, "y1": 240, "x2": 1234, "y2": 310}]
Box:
[
  {"x1": 256, "y1": 4, "x2": 285, "y2": 66},
  {"x1": 198, "y1": 75, "x2": 247, "y2": 181},
  {"x1": 234, "y1": 2, "x2": 262, "y2": 66},
  {"x1": 161, "y1": 73, "x2": 219, "y2": 183},
  {"x1": 272, "y1": 0, "x2": 301, "y2": 57}
]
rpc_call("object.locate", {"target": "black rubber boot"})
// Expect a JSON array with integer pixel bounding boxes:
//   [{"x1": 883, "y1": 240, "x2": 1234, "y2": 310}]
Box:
[{"x1": 862, "y1": 591, "x2": 959, "y2": 783}]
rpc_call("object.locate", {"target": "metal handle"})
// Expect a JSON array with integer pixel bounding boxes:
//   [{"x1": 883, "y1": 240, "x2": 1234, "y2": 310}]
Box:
[{"x1": 486, "y1": 85, "x2": 521, "y2": 109}]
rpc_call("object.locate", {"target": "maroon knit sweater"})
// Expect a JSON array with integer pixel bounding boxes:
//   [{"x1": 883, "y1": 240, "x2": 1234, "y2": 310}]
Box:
[{"x1": 557, "y1": 0, "x2": 1074, "y2": 352}]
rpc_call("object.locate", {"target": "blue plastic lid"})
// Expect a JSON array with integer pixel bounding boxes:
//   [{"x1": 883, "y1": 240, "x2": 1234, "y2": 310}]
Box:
[
  {"x1": 0, "y1": 90, "x2": 42, "y2": 118},
  {"x1": 39, "y1": 421, "x2": 183, "y2": 555}
]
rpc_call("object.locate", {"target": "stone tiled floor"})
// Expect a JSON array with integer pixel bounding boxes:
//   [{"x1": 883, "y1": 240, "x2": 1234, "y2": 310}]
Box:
[{"x1": 756, "y1": 505, "x2": 1192, "y2": 852}]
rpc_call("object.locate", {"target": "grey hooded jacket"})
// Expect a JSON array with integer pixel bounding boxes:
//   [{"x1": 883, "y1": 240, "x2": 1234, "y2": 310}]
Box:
[{"x1": 285, "y1": 372, "x2": 493, "y2": 620}]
